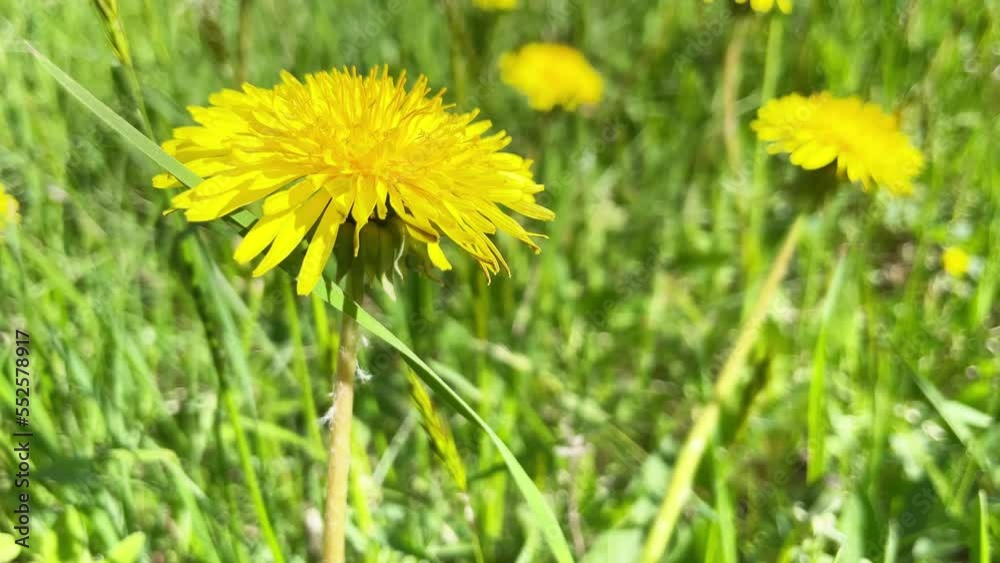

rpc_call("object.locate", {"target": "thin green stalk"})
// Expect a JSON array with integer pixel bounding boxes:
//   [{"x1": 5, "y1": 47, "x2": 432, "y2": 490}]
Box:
[
  {"x1": 235, "y1": 0, "x2": 253, "y2": 84},
  {"x1": 710, "y1": 441, "x2": 737, "y2": 563},
  {"x1": 440, "y1": 0, "x2": 475, "y2": 104},
  {"x1": 312, "y1": 291, "x2": 332, "y2": 366},
  {"x1": 807, "y1": 252, "x2": 848, "y2": 483},
  {"x1": 349, "y1": 426, "x2": 379, "y2": 563},
  {"x1": 474, "y1": 271, "x2": 506, "y2": 549},
  {"x1": 91, "y1": 0, "x2": 153, "y2": 138},
  {"x1": 723, "y1": 18, "x2": 750, "y2": 173},
  {"x1": 884, "y1": 521, "x2": 899, "y2": 563},
  {"x1": 978, "y1": 490, "x2": 990, "y2": 563},
  {"x1": 640, "y1": 214, "x2": 804, "y2": 563},
  {"x1": 324, "y1": 271, "x2": 364, "y2": 563},
  {"x1": 239, "y1": 277, "x2": 265, "y2": 350},
  {"x1": 284, "y1": 278, "x2": 325, "y2": 451},
  {"x1": 212, "y1": 399, "x2": 252, "y2": 563},
  {"x1": 221, "y1": 389, "x2": 283, "y2": 561},
  {"x1": 745, "y1": 16, "x2": 785, "y2": 275}
]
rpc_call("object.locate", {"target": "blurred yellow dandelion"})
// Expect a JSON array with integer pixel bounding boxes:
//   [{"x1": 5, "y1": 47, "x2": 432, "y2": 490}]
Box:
[
  {"x1": 737, "y1": 0, "x2": 792, "y2": 14},
  {"x1": 499, "y1": 43, "x2": 603, "y2": 111},
  {"x1": 153, "y1": 67, "x2": 553, "y2": 295},
  {"x1": 751, "y1": 92, "x2": 924, "y2": 195},
  {"x1": 706, "y1": 0, "x2": 792, "y2": 14},
  {"x1": 474, "y1": 0, "x2": 517, "y2": 10},
  {"x1": 941, "y1": 247, "x2": 970, "y2": 277},
  {"x1": 0, "y1": 183, "x2": 20, "y2": 233}
]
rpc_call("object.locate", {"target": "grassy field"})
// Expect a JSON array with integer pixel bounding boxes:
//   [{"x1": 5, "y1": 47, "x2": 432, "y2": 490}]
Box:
[{"x1": 0, "y1": 0, "x2": 998, "y2": 561}]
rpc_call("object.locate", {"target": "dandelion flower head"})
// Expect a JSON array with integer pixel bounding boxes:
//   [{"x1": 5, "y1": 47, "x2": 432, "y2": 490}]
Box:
[
  {"x1": 706, "y1": 0, "x2": 791, "y2": 14},
  {"x1": 0, "y1": 183, "x2": 20, "y2": 232},
  {"x1": 154, "y1": 67, "x2": 553, "y2": 295},
  {"x1": 499, "y1": 43, "x2": 603, "y2": 111},
  {"x1": 474, "y1": 0, "x2": 517, "y2": 10},
  {"x1": 941, "y1": 247, "x2": 970, "y2": 278},
  {"x1": 737, "y1": 0, "x2": 792, "y2": 14},
  {"x1": 751, "y1": 92, "x2": 924, "y2": 195}
]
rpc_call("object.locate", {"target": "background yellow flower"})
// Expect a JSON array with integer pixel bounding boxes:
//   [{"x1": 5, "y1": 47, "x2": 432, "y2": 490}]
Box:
[
  {"x1": 499, "y1": 43, "x2": 603, "y2": 111},
  {"x1": 0, "y1": 182, "x2": 20, "y2": 232},
  {"x1": 707, "y1": 0, "x2": 792, "y2": 14},
  {"x1": 752, "y1": 92, "x2": 924, "y2": 194},
  {"x1": 737, "y1": 0, "x2": 792, "y2": 13},
  {"x1": 941, "y1": 247, "x2": 970, "y2": 277},
  {"x1": 474, "y1": 0, "x2": 517, "y2": 10}
]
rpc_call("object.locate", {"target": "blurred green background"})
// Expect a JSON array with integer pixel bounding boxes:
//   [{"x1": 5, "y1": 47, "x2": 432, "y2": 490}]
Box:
[{"x1": 0, "y1": 0, "x2": 997, "y2": 561}]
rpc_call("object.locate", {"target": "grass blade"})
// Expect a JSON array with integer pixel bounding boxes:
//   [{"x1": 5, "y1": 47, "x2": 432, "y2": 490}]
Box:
[
  {"x1": 807, "y1": 252, "x2": 847, "y2": 483},
  {"x1": 407, "y1": 369, "x2": 468, "y2": 492},
  {"x1": 978, "y1": 490, "x2": 990, "y2": 563},
  {"x1": 25, "y1": 42, "x2": 202, "y2": 188},
  {"x1": 710, "y1": 443, "x2": 737, "y2": 563}
]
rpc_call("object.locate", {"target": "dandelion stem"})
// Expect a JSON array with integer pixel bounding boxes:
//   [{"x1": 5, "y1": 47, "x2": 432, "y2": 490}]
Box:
[
  {"x1": 640, "y1": 213, "x2": 805, "y2": 563},
  {"x1": 323, "y1": 271, "x2": 364, "y2": 563}
]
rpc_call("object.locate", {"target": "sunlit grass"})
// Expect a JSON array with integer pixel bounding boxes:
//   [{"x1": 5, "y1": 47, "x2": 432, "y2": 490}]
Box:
[{"x1": 0, "y1": 1, "x2": 996, "y2": 561}]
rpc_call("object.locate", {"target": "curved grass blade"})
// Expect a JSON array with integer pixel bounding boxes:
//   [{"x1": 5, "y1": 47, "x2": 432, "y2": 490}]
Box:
[
  {"x1": 25, "y1": 42, "x2": 203, "y2": 189},
  {"x1": 30, "y1": 44, "x2": 575, "y2": 563}
]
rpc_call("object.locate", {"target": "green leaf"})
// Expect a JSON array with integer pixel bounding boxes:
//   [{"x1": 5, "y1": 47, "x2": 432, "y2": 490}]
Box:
[
  {"x1": 910, "y1": 371, "x2": 992, "y2": 473},
  {"x1": 835, "y1": 492, "x2": 865, "y2": 562},
  {"x1": 31, "y1": 44, "x2": 575, "y2": 563},
  {"x1": 939, "y1": 400, "x2": 993, "y2": 430},
  {"x1": 58, "y1": 506, "x2": 88, "y2": 562},
  {"x1": 107, "y1": 532, "x2": 147, "y2": 563},
  {"x1": 0, "y1": 534, "x2": 21, "y2": 563},
  {"x1": 582, "y1": 529, "x2": 641, "y2": 563}
]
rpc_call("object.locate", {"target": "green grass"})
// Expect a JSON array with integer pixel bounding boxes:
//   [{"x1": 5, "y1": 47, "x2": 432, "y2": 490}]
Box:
[{"x1": 1, "y1": 1, "x2": 998, "y2": 562}]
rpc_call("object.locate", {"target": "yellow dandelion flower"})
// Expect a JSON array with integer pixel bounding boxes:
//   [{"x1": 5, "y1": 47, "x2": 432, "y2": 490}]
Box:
[
  {"x1": 499, "y1": 43, "x2": 603, "y2": 111},
  {"x1": 705, "y1": 0, "x2": 792, "y2": 14},
  {"x1": 941, "y1": 247, "x2": 970, "y2": 278},
  {"x1": 736, "y1": 0, "x2": 792, "y2": 14},
  {"x1": 474, "y1": 0, "x2": 517, "y2": 10},
  {"x1": 0, "y1": 183, "x2": 20, "y2": 233},
  {"x1": 153, "y1": 67, "x2": 553, "y2": 295},
  {"x1": 751, "y1": 92, "x2": 924, "y2": 195}
]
